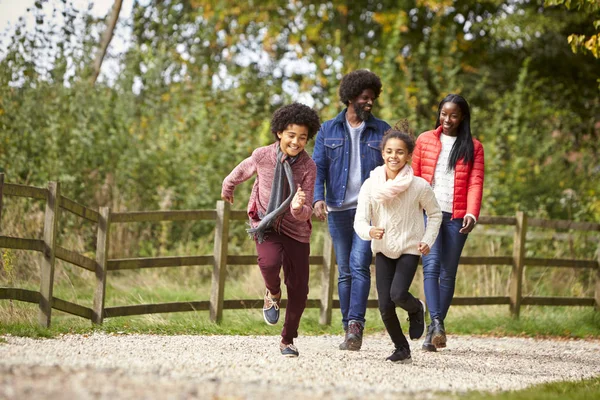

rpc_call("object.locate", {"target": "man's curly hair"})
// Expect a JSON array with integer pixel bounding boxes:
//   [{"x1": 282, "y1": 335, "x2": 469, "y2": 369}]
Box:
[
  {"x1": 339, "y1": 69, "x2": 383, "y2": 106},
  {"x1": 271, "y1": 102, "x2": 321, "y2": 141}
]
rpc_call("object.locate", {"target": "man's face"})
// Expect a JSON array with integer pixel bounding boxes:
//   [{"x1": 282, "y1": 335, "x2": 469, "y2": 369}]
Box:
[{"x1": 351, "y1": 88, "x2": 376, "y2": 121}]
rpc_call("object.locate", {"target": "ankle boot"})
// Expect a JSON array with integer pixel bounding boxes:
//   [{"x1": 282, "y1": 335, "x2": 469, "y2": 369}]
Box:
[
  {"x1": 339, "y1": 326, "x2": 349, "y2": 350},
  {"x1": 431, "y1": 317, "x2": 447, "y2": 348},
  {"x1": 422, "y1": 323, "x2": 436, "y2": 352}
]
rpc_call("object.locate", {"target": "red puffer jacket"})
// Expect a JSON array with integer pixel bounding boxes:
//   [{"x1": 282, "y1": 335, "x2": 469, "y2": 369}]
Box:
[{"x1": 412, "y1": 126, "x2": 485, "y2": 219}]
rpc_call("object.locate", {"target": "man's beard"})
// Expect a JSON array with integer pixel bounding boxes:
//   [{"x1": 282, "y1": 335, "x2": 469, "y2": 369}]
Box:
[{"x1": 353, "y1": 101, "x2": 372, "y2": 121}]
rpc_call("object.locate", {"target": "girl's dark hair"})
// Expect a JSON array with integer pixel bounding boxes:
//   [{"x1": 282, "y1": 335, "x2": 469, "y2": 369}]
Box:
[
  {"x1": 271, "y1": 102, "x2": 321, "y2": 140},
  {"x1": 339, "y1": 69, "x2": 382, "y2": 106},
  {"x1": 435, "y1": 94, "x2": 474, "y2": 169},
  {"x1": 381, "y1": 119, "x2": 415, "y2": 153}
]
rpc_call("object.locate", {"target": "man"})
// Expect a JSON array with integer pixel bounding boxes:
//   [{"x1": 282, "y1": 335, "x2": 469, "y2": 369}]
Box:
[{"x1": 312, "y1": 69, "x2": 391, "y2": 351}]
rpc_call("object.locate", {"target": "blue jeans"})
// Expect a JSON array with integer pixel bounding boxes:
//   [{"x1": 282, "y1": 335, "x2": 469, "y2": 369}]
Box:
[
  {"x1": 423, "y1": 212, "x2": 468, "y2": 321},
  {"x1": 328, "y1": 209, "x2": 372, "y2": 328}
]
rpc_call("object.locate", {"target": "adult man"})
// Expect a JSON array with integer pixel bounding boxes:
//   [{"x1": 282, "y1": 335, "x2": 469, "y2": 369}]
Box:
[{"x1": 312, "y1": 70, "x2": 391, "y2": 351}]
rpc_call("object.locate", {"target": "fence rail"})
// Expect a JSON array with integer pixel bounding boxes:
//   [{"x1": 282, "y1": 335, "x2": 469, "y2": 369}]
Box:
[{"x1": 0, "y1": 174, "x2": 599, "y2": 327}]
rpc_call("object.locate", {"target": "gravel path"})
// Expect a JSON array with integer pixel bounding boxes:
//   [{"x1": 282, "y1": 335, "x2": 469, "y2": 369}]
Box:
[{"x1": 1, "y1": 333, "x2": 599, "y2": 399}]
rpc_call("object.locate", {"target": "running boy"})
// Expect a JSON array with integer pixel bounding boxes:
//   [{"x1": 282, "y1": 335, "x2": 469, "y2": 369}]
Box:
[{"x1": 221, "y1": 102, "x2": 320, "y2": 357}]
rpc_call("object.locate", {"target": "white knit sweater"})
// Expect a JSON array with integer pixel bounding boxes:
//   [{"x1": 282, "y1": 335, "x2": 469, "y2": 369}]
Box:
[{"x1": 354, "y1": 175, "x2": 442, "y2": 259}]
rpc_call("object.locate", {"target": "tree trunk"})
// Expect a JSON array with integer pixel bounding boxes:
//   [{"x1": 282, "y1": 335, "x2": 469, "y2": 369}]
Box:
[{"x1": 90, "y1": 0, "x2": 123, "y2": 85}]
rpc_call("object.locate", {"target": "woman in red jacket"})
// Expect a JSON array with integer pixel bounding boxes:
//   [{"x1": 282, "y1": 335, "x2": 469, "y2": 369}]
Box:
[{"x1": 412, "y1": 94, "x2": 484, "y2": 352}]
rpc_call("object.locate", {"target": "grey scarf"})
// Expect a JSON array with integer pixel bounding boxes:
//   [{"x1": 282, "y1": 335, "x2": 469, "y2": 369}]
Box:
[{"x1": 248, "y1": 146, "x2": 297, "y2": 243}]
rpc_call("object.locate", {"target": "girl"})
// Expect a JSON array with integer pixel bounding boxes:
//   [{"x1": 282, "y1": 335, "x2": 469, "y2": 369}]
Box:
[
  {"x1": 221, "y1": 102, "x2": 321, "y2": 358},
  {"x1": 354, "y1": 121, "x2": 442, "y2": 364},
  {"x1": 412, "y1": 94, "x2": 485, "y2": 352}
]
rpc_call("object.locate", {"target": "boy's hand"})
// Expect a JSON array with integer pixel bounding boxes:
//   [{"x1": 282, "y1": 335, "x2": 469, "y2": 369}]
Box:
[
  {"x1": 418, "y1": 242, "x2": 430, "y2": 255},
  {"x1": 369, "y1": 227, "x2": 385, "y2": 240},
  {"x1": 221, "y1": 194, "x2": 234, "y2": 204},
  {"x1": 291, "y1": 185, "x2": 305, "y2": 210}
]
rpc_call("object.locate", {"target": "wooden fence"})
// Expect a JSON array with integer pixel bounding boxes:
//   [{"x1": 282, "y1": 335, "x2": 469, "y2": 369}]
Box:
[{"x1": 0, "y1": 174, "x2": 599, "y2": 327}]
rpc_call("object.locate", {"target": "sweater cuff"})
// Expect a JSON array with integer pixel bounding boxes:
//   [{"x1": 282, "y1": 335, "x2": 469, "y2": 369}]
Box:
[{"x1": 465, "y1": 213, "x2": 477, "y2": 224}]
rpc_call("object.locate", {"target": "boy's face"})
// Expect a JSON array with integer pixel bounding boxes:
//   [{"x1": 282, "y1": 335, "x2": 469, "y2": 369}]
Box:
[{"x1": 277, "y1": 124, "x2": 309, "y2": 157}]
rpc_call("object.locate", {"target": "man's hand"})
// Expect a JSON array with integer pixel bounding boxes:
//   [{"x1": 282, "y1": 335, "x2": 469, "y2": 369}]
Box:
[
  {"x1": 459, "y1": 215, "x2": 476, "y2": 234},
  {"x1": 292, "y1": 185, "x2": 305, "y2": 210},
  {"x1": 313, "y1": 200, "x2": 327, "y2": 221}
]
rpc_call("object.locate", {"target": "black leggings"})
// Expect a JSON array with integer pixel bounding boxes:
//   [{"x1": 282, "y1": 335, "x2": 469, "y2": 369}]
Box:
[{"x1": 375, "y1": 253, "x2": 421, "y2": 350}]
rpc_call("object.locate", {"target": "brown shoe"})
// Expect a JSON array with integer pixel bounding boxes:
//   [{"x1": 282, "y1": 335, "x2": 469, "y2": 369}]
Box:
[{"x1": 339, "y1": 326, "x2": 349, "y2": 350}]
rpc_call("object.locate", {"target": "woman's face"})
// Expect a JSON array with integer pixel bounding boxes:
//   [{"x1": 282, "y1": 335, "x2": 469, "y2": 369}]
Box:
[
  {"x1": 381, "y1": 138, "x2": 411, "y2": 179},
  {"x1": 439, "y1": 102, "x2": 464, "y2": 136}
]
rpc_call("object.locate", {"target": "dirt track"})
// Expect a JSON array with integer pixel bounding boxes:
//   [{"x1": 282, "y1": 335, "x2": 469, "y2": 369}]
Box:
[{"x1": 1, "y1": 333, "x2": 599, "y2": 399}]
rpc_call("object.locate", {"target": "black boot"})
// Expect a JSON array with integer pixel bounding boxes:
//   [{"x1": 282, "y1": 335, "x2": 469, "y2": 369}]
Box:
[
  {"x1": 422, "y1": 323, "x2": 436, "y2": 352},
  {"x1": 431, "y1": 317, "x2": 447, "y2": 348},
  {"x1": 339, "y1": 326, "x2": 349, "y2": 350},
  {"x1": 346, "y1": 320, "x2": 364, "y2": 351}
]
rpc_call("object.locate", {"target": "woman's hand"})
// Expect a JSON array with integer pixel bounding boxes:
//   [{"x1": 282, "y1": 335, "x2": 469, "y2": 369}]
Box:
[
  {"x1": 369, "y1": 227, "x2": 385, "y2": 240},
  {"x1": 459, "y1": 215, "x2": 476, "y2": 234},
  {"x1": 292, "y1": 185, "x2": 305, "y2": 210}
]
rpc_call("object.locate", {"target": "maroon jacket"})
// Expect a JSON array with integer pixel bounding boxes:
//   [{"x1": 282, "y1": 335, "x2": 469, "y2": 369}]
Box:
[
  {"x1": 412, "y1": 126, "x2": 485, "y2": 219},
  {"x1": 222, "y1": 143, "x2": 317, "y2": 243}
]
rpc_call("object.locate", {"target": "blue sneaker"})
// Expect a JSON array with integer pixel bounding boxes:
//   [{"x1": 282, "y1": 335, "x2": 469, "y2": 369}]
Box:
[
  {"x1": 280, "y1": 342, "x2": 299, "y2": 357},
  {"x1": 262, "y1": 289, "x2": 280, "y2": 325}
]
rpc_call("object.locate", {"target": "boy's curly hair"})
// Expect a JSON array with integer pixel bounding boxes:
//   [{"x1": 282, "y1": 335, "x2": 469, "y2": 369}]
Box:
[
  {"x1": 271, "y1": 102, "x2": 321, "y2": 141},
  {"x1": 381, "y1": 119, "x2": 415, "y2": 153},
  {"x1": 339, "y1": 69, "x2": 383, "y2": 106}
]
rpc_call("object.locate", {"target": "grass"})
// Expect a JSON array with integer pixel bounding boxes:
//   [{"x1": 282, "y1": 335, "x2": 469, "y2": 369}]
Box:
[{"x1": 456, "y1": 377, "x2": 600, "y2": 400}]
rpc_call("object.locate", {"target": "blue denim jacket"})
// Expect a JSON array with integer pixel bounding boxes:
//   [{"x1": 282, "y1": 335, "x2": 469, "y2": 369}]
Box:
[{"x1": 312, "y1": 109, "x2": 391, "y2": 207}]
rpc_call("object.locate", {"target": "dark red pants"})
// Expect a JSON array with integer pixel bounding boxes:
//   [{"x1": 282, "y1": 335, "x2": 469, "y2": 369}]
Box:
[{"x1": 256, "y1": 232, "x2": 310, "y2": 345}]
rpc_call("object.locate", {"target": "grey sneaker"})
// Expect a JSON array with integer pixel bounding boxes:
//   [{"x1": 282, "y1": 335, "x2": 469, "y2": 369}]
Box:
[
  {"x1": 263, "y1": 289, "x2": 280, "y2": 325},
  {"x1": 346, "y1": 321, "x2": 363, "y2": 351},
  {"x1": 386, "y1": 347, "x2": 412, "y2": 364},
  {"x1": 280, "y1": 342, "x2": 299, "y2": 357},
  {"x1": 408, "y1": 299, "x2": 426, "y2": 340}
]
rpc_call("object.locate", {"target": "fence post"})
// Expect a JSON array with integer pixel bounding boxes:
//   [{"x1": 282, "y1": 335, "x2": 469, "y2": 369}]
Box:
[
  {"x1": 319, "y1": 227, "x2": 336, "y2": 325},
  {"x1": 92, "y1": 207, "x2": 111, "y2": 324},
  {"x1": 39, "y1": 181, "x2": 60, "y2": 327},
  {"x1": 210, "y1": 200, "x2": 230, "y2": 323},
  {"x1": 509, "y1": 211, "x2": 527, "y2": 319},
  {"x1": 0, "y1": 173, "x2": 4, "y2": 232},
  {"x1": 595, "y1": 242, "x2": 600, "y2": 311}
]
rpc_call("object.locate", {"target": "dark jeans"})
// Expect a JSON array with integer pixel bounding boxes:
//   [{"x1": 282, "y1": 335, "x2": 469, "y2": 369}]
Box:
[
  {"x1": 328, "y1": 209, "x2": 372, "y2": 328},
  {"x1": 256, "y1": 231, "x2": 310, "y2": 345},
  {"x1": 375, "y1": 253, "x2": 421, "y2": 350},
  {"x1": 423, "y1": 212, "x2": 468, "y2": 321}
]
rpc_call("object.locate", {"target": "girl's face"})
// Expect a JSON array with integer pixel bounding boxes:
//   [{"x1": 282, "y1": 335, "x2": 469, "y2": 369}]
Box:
[
  {"x1": 382, "y1": 138, "x2": 411, "y2": 179},
  {"x1": 277, "y1": 124, "x2": 309, "y2": 157},
  {"x1": 439, "y1": 102, "x2": 464, "y2": 136}
]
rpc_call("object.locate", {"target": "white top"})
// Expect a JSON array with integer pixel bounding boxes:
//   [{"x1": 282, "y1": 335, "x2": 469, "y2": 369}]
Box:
[
  {"x1": 432, "y1": 133, "x2": 457, "y2": 213},
  {"x1": 354, "y1": 176, "x2": 442, "y2": 259},
  {"x1": 330, "y1": 120, "x2": 365, "y2": 211}
]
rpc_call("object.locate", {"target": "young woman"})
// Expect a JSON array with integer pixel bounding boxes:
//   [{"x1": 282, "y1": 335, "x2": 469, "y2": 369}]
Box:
[
  {"x1": 354, "y1": 122, "x2": 442, "y2": 364},
  {"x1": 412, "y1": 94, "x2": 485, "y2": 351},
  {"x1": 221, "y1": 102, "x2": 321, "y2": 358}
]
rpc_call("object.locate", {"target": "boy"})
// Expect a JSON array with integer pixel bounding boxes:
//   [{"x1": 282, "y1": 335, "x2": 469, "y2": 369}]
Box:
[{"x1": 221, "y1": 102, "x2": 320, "y2": 357}]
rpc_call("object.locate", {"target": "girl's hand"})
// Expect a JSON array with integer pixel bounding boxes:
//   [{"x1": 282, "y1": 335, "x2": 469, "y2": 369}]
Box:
[
  {"x1": 369, "y1": 227, "x2": 385, "y2": 240},
  {"x1": 418, "y1": 242, "x2": 430, "y2": 255},
  {"x1": 292, "y1": 185, "x2": 305, "y2": 210},
  {"x1": 459, "y1": 216, "x2": 476, "y2": 234},
  {"x1": 221, "y1": 194, "x2": 234, "y2": 204}
]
